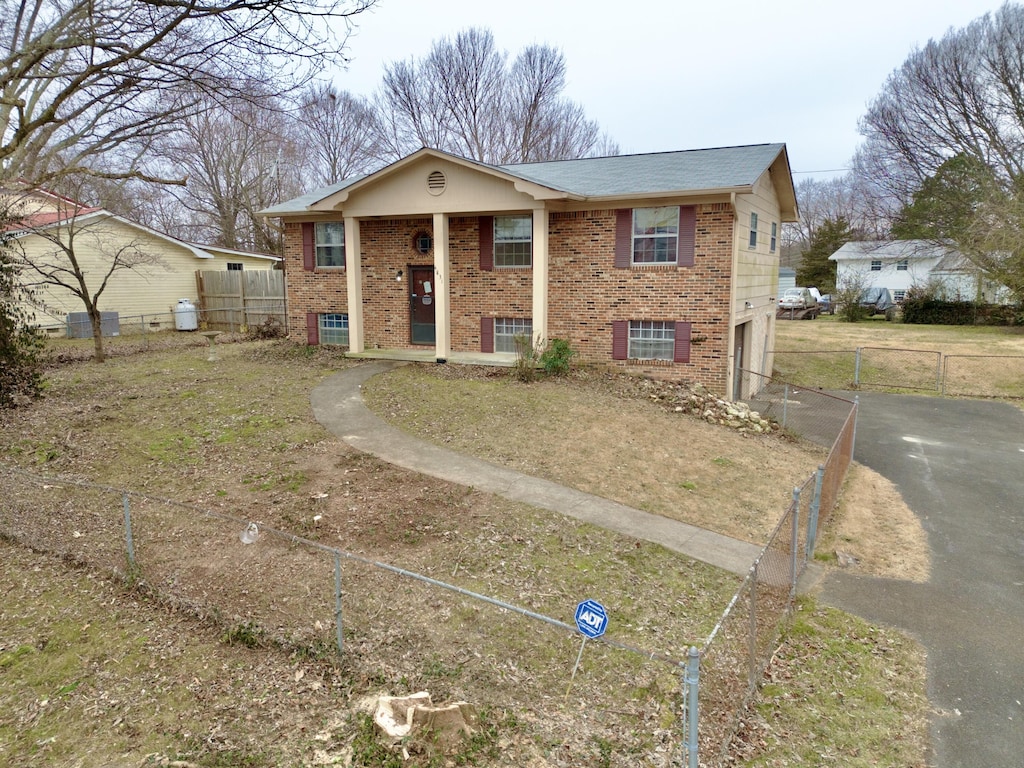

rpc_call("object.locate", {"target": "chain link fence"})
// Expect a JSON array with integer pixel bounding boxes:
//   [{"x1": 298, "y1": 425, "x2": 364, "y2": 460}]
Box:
[
  {"x1": 943, "y1": 354, "x2": 1024, "y2": 398},
  {"x1": 678, "y1": 369, "x2": 858, "y2": 766},
  {"x1": 2, "y1": 359, "x2": 860, "y2": 766},
  {"x1": 774, "y1": 348, "x2": 1024, "y2": 399},
  {"x1": 36, "y1": 306, "x2": 287, "y2": 362},
  {"x1": 0, "y1": 465, "x2": 702, "y2": 766}
]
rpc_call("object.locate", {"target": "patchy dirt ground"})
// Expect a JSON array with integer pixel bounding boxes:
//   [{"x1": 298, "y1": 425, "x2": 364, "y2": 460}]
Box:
[
  {"x1": 823, "y1": 464, "x2": 931, "y2": 582},
  {"x1": 362, "y1": 362, "x2": 932, "y2": 581},
  {"x1": 0, "y1": 337, "x2": 931, "y2": 766}
]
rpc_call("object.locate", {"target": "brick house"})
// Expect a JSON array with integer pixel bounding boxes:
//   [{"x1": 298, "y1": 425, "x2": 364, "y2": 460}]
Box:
[{"x1": 261, "y1": 144, "x2": 798, "y2": 398}]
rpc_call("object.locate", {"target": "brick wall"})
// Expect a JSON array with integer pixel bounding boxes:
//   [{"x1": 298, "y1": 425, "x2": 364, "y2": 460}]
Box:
[
  {"x1": 283, "y1": 205, "x2": 735, "y2": 392},
  {"x1": 449, "y1": 217, "x2": 533, "y2": 351},
  {"x1": 547, "y1": 205, "x2": 734, "y2": 391},
  {"x1": 282, "y1": 221, "x2": 348, "y2": 342}
]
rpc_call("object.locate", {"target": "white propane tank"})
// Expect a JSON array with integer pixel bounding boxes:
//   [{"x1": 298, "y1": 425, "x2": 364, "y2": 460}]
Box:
[{"x1": 174, "y1": 298, "x2": 198, "y2": 331}]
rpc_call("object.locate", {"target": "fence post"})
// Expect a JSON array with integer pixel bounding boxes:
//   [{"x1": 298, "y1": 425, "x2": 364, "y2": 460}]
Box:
[
  {"x1": 782, "y1": 383, "x2": 789, "y2": 429},
  {"x1": 334, "y1": 551, "x2": 344, "y2": 655},
  {"x1": 854, "y1": 347, "x2": 862, "y2": 387},
  {"x1": 748, "y1": 561, "x2": 758, "y2": 691},
  {"x1": 851, "y1": 396, "x2": 860, "y2": 460},
  {"x1": 682, "y1": 647, "x2": 700, "y2": 768},
  {"x1": 790, "y1": 487, "x2": 800, "y2": 600},
  {"x1": 806, "y1": 466, "x2": 825, "y2": 561},
  {"x1": 122, "y1": 493, "x2": 136, "y2": 568},
  {"x1": 935, "y1": 352, "x2": 942, "y2": 393}
]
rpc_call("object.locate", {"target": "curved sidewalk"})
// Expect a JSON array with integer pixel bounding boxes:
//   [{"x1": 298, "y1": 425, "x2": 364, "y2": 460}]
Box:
[{"x1": 310, "y1": 360, "x2": 762, "y2": 576}]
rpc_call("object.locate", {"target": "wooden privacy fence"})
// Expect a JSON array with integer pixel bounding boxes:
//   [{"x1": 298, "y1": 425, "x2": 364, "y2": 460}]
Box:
[{"x1": 196, "y1": 269, "x2": 285, "y2": 333}]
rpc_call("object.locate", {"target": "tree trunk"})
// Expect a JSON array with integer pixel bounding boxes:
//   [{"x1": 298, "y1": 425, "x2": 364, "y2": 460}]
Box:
[{"x1": 88, "y1": 306, "x2": 106, "y2": 363}]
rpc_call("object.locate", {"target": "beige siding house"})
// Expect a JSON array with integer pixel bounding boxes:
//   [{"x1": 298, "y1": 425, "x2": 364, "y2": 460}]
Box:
[
  {"x1": 262, "y1": 144, "x2": 798, "y2": 399},
  {"x1": 7, "y1": 191, "x2": 279, "y2": 330}
]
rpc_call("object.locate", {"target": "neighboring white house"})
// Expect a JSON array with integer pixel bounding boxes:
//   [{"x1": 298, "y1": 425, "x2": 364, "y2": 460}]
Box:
[
  {"x1": 829, "y1": 240, "x2": 1011, "y2": 303},
  {"x1": 5, "y1": 189, "x2": 280, "y2": 330}
]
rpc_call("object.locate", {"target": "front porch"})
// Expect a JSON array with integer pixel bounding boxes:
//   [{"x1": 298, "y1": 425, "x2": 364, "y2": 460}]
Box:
[{"x1": 345, "y1": 348, "x2": 518, "y2": 367}]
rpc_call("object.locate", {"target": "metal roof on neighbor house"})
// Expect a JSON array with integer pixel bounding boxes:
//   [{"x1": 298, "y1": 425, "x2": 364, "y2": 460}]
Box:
[{"x1": 261, "y1": 143, "x2": 794, "y2": 215}]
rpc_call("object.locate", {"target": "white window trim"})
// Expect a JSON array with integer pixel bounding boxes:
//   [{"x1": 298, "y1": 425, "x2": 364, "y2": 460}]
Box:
[
  {"x1": 632, "y1": 206, "x2": 680, "y2": 265},
  {"x1": 315, "y1": 222, "x2": 346, "y2": 268},
  {"x1": 493, "y1": 215, "x2": 532, "y2": 268},
  {"x1": 749, "y1": 212, "x2": 758, "y2": 249},
  {"x1": 494, "y1": 317, "x2": 532, "y2": 353},
  {"x1": 770, "y1": 222, "x2": 777, "y2": 253},
  {"x1": 628, "y1": 320, "x2": 674, "y2": 361}
]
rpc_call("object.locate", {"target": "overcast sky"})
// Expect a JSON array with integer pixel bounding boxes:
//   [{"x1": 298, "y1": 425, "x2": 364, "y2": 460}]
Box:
[{"x1": 334, "y1": 0, "x2": 1007, "y2": 180}]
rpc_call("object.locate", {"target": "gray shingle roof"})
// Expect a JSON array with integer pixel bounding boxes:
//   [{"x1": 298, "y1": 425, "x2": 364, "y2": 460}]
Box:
[
  {"x1": 259, "y1": 174, "x2": 369, "y2": 216},
  {"x1": 496, "y1": 143, "x2": 787, "y2": 197},
  {"x1": 261, "y1": 144, "x2": 788, "y2": 214}
]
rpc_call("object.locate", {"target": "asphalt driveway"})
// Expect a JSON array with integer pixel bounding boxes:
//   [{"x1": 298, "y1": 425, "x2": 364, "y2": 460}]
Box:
[{"x1": 819, "y1": 393, "x2": 1024, "y2": 768}]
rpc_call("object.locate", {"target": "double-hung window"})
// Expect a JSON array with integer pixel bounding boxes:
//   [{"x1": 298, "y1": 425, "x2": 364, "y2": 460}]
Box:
[
  {"x1": 896, "y1": 259, "x2": 909, "y2": 271},
  {"x1": 870, "y1": 260, "x2": 882, "y2": 271},
  {"x1": 315, "y1": 222, "x2": 345, "y2": 267},
  {"x1": 629, "y1": 320, "x2": 675, "y2": 361},
  {"x1": 749, "y1": 212, "x2": 758, "y2": 248},
  {"x1": 319, "y1": 313, "x2": 349, "y2": 346},
  {"x1": 770, "y1": 222, "x2": 777, "y2": 253},
  {"x1": 494, "y1": 318, "x2": 532, "y2": 353},
  {"x1": 632, "y1": 207, "x2": 679, "y2": 264},
  {"x1": 494, "y1": 215, "x2": 532, "y2": 267}
]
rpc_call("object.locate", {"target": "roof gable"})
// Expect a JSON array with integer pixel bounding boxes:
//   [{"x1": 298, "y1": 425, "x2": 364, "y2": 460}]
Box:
[{"x1": 262, "y1": 143, "x2": 798, "y2": 220}]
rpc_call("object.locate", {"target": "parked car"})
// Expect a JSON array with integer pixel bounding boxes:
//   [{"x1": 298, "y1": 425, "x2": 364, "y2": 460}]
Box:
[
  {"x1": 806, "y1": 286, "x2": 834, "y2": 315},
  {"x1": 778, "y1": 287, "x2": 816, "y2": 310},
  {"x1": 859, "y1": 287, "x2": 898, "y2": 320}
]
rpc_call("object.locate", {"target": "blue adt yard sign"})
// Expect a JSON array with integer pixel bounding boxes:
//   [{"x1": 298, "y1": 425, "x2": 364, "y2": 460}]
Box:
[{"x1": 574, "y1": 599, "x2": 608, "y2": 639}]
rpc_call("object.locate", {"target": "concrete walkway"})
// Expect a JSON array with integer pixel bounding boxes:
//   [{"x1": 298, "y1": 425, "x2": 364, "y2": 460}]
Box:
[{"x1": 310, "y1": 360, "x2": 763, "y2": 576}]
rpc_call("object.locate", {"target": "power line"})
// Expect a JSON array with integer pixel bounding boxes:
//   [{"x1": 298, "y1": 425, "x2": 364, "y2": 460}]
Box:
[{"x1": 792, "y1": 168, "x2": 852, "y2": 175}]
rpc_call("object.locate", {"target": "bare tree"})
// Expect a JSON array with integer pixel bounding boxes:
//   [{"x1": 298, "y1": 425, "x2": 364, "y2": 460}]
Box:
[
  {"x1": 0, "y1": 0, "x2": 376, "y2": 190},
  {"x1": 854, "y1": 4, "x2": 1024, "y2": 300},
  {"x1": 297, "y1": 84, "x2": 380, "y2": 186},
  {"x1": 374, "y1": 27, "x2": 615, "y2": 164},
  {"x1": 8, "y1": 192, "x2": 167, "y2": 361},
  {"x1": 855, "y1": 3, "x2": 1024, "y2": 201},
  {"x1": 151, "y1": 92, "x2": 304, "y2": 253}
]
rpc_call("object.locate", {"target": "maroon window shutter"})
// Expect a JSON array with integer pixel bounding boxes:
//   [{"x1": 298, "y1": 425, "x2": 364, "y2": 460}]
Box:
[
  {"x1": 614, "y1": 209, "x2": 632, "y2": 269},
  {"x1": 678, "y1": 206, "x2": 696, "y2": 267},
  {"x1": 306, "y1": 312, "x2": 319, "y2": 345},
  {"x1": 302, "y1": 222, "x2": 315, "y2": 271},
  {"x1": 480, "y1": 317, "x2": 494, "y2": 353},
  {"x1": 612, "y1": 320, "x2": 628, "y2": 360},
  {"x1": 479, "y1": 216, "x2": 494, "y2": 271},
  {"x1": 674, "y1": 321, "x2": 691, "y2": 363}
]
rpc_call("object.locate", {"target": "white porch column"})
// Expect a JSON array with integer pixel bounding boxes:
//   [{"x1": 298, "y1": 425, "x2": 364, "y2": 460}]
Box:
[
  {"x1": 531, "y1": 207, "x2": 550, "y2": 348},
  {"x1": 344, "y1": 217, "x2": 364, "y2": 353},
  {"x1": 433, "y1": 212, "x2": 451, "y2": 361}
]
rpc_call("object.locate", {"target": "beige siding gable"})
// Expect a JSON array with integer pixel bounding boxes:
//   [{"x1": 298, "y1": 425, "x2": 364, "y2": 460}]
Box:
[
  {"x1": 332, "y1": 157, "x2": 541, "y2": 218},
  {"x1": 733, "y1": 171, "x2": 782, "y2": 325}
]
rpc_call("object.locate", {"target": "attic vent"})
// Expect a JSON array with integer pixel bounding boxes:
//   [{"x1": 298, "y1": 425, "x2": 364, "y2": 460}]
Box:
[{"x1": 426, "y1": 170, "x2": 447, "y2": 196}]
